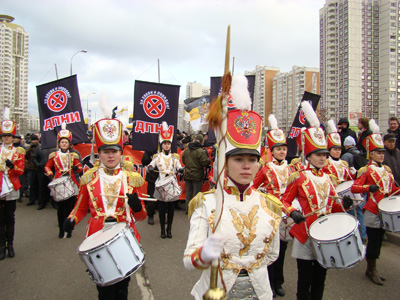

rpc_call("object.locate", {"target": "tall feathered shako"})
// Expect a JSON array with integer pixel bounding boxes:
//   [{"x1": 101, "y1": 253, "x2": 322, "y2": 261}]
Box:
[
  {"x1": 326, "y1": 119, "x2": 341, "y2": 150},
  {"x1": 266, "y1": 114, "x2": 286, "y2": 150}
]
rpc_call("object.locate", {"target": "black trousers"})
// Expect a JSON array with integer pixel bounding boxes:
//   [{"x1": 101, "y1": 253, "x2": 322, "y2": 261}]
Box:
[
  {"x1": 366, "y1": 226, "x2": 385, "y2": 259},
  {"x1": 0, "y1": 200, "x2": 16, "y2": 244},
  {"x1": 296, "y1": 259, "x2": 327, "y2": 300},
  {"x1": 158, "y1": 201, "x2": 175, "y2": 228},
  {"x1": 268, "y1": 240, "x2": 288, "y2": 288},
  {"x1": 57, "y1": 196, "x2": 76, "y2": 233},
  {"x1": 38, "y1": 172, "x2": 51, "y2": 206},
  {"x1": 97, "y1": 277, "x2": 130, "y2": 300},
  {"x1": 145, "y1": 183, "x2": 157, "y2": 218}
]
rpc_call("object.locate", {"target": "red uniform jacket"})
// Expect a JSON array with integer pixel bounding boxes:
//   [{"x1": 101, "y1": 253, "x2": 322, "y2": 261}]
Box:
[
  {"x1": 44, "y1": 151, "x2": 83, "y2": 186},
  {"x1": 252, "y1": 160, "x2": 296, "y2": 198},
  {"x1": 0, "y1": 146, "x2": 25, "y2": 193},
  {"x1": 68, "y1": 167, "x2": 146, "y2": 240},
  {"x1": 281, "y1": 165, "x2": 344, "y2": 244},
  {"x1": 351, "y1": 161, "x2": 400, "y2": 215},
  {"x1": 322, "y1": 158, "x2": 354, "y2": 184}
]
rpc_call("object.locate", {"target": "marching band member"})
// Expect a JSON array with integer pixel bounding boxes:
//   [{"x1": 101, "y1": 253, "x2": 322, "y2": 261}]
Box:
[
  {"x1": 252, "y1": 114, "x2": 293, "y2": 297},
  {"x1": 351, "y1": 120, "x2": 400, "y2": 286},
  {"x1": 147, "y1": 122, "x2": 183, "y2": 239},
  {"x1": 184, "y1": 105, "x2": 282, "y2": 299},
  {"x1": 322, "y1": 120, "x2": 355, "y2": 182},
  {"x1": 0, "y1": 109, "x2": 25, "y2": 260},
  {"x1": 64, "y1": 118, "x2": 146, "y2": 300},
  {"x1": 280, "y1": 102, "x2": 353, "y2": 300},
  {"x1": 44, "y1": 122, "x2": 83, "y2": 238}
]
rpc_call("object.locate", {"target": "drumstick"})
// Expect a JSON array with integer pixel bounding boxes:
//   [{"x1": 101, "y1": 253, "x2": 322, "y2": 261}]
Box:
[
  {"x1": 70, "y1": 193, "x2": 84, "y2": 221},
  {"x1": 285, "y1": 206, "x2": 327, "y2": 228},
  {"x1": 387, "y1": 189, "x2": 400, "y2": 198},
  {"x1": 329, "y1": 196, "x2": 364, "y2": 202},
  {"x1": 100, "y1": 193, "x2": 157, "y2": 202}
]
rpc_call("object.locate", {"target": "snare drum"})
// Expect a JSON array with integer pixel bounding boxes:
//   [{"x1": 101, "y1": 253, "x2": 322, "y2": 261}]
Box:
[
  {"x1": 0, "y1": 175, "x2": 13, "y2": 198},
  {"x1": 336, "y1": 181, "x2": 363, "y2": 209},
  {"x1": 48, "y1": 176, "x2": 77, "y2": 202},
  {"x1": 279, "y1": 198, "x2": 301, "y2": 242},
  {"x1": 154, "y1": 175, "x2": 182, "y2": 202},
  {"x1": 378, "y1": 196, "x2": 400, "y2": 232},
  {"x1": 309, "y1": 213, "x2": 365, "y2": 269},
  {"x1": 78, "y1": 223, "x2": 145, "y2": 286}
]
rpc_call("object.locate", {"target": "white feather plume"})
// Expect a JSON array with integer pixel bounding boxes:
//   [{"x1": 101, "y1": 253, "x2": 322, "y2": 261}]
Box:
[
  {"x1": 230, "y1": 74, "x2": 251, "y2": 111},
  {"x1": 268, "y1": 114, "x2": 278, "y2": 130},
  {"x1": 99, "y1": 95, "x2": 111, "y2": 119},
  {"x1": 162, "y1": 121, "x2": 168, "y2": 131},
  {"x1": 61, "y1": 121, "x2": 67, "y2": 130},
  {"x1": 327, "y1": 120, "x2": 337, "y2": 133},
  {"x1": 3, "y1": 107, "x2": 10, "y2": 121},
  {"x1": 301, "y1": 101, "x2": 320, "y2": 128},
  {"x1": 369, "y1": 119, "x2": 380, "y2": 134}
]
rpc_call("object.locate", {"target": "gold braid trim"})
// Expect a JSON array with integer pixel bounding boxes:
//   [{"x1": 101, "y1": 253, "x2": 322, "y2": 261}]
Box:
[
  {"x1": 329, "y1": 174, "x2": 339, "y2": 187},
  {"x1": 357, "y1": 166, "x2": 368, "y2": 178},
  {"x1": 71, "y1": 152, "x2": 80, "y2": 159},
  {"x1": 384, "y1": 165, "x2": 392, "y2": 173},
  {"x1": 48, "y1": 152, "x2": 56, "y2": 160},
  {"x1": 287, "y1": 171, "x2": 300, "y2": 186}
]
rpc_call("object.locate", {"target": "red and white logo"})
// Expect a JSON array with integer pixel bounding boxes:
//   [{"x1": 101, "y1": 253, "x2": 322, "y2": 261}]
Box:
[
  {"x1": 140, "y1": 91, "x2": 170, "y2": 119},
  {"x1": 44, "y1": 87, "x2": 71, "y2": 112}
]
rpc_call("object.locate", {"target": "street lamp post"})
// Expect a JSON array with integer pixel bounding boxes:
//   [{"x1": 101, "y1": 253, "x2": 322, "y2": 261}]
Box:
[{"x1": 70, "y1": 49, "x2": 87, "y2": 75}]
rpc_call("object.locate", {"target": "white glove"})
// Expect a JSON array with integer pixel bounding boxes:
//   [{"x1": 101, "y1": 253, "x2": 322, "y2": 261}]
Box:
[{"x1": 200, "y1": 234, "x2": 224, "y2": 263}]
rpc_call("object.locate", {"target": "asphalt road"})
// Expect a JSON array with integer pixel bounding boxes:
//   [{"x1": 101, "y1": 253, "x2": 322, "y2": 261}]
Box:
[{"x1": 1, "y1": 199, "x2": 400, "y2": 300}]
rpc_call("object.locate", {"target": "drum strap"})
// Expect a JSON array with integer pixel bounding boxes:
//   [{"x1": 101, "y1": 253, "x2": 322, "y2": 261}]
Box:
[{"x1": 121, "y1": 171, "x2": 132, "y2": 223}]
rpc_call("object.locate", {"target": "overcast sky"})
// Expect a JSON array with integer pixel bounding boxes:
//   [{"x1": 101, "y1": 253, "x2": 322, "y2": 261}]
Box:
[{"x1": 3, "y1": 0, "x2": 326, "y2": 119}]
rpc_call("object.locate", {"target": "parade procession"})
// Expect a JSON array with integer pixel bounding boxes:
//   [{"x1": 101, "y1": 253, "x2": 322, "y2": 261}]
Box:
[{"x1": 2, "y1": 2, "x2": 400, "y2": 300}]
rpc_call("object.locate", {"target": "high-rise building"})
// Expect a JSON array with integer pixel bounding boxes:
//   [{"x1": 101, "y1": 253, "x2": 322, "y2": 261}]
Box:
[
  {"x1": 272, "y1": 66, "x2": 320, "y2": 133},
  {"x1": 186, "y1": 82, "x2": 210, "y2": 99},
  {"x1": 320, "y1": 0, "x2": 400, "y2": 129},
  {"x1": 245, "y1": 66, "x2": 280, "y2": 123},
  {"x1": 0, "y1": 15, "x2": 29, "y2": 133}
]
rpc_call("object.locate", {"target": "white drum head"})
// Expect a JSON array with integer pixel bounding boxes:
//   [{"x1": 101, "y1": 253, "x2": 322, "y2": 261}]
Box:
[
  {"x1": 78, "y1": 223, "x2": 127, "y2": 252},
  {"x1": 336, "y1": 181, "x2": 353, "y2": 193},
  {"x1": 48, "y1": 177, "x2": 67, "y2": 187},
  {"x1": 309, "y1": 213, "x2": 357, "y2": 241},
  {"x1": 378, "y1": 196, "x2": 400, "y2": 213}
]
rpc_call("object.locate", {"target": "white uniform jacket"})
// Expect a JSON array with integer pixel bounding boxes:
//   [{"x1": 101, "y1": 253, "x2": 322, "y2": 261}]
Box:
[{"x1": 183, "y1": 178, "x2": 282, "y2": 300}]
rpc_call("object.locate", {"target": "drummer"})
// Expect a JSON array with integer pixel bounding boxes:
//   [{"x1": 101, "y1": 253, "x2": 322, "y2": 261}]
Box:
[
  {"x1": 280, "y1": 102, "x2": 353, "y2": 300},
  {"x1": 64, "y1": 118, "x2": 146, "y2": 299},
  {"x1": 183, "y1": 81, "x2": 283, "y2": 299},
  {"x1": 0, "y1": 110, "x2": 25, "y2": 260},
  {"x1": 351, "y1": 120, "x2": 400, "y2": 286},
  {"x1": 146, "y1": 122, "x2": 183, "y2": 239},
  {"x1": 45, "y1": 122, "x2": 82, "y2": 239},
  {"x1": 252, "y1": 114, "x2": 294, "y2": 297}
]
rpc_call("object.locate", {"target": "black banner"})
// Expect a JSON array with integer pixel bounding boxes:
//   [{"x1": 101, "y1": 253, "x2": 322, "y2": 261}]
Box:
[
  {"x1": 286, "y1": 91, "x2": 321, "y2": 158},
  {"x1": 36, "y1": 75, "x2": 88, "y2": 149},
  {"x1": 207, "y1": 75, "x2": 256, "y2": 144},
  {"x1": 132, "y1": 80, "x2": 180, "y2": 152}
]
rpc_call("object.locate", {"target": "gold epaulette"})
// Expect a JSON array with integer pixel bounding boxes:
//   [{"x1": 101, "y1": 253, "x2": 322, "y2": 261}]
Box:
[
  {"x1": 287, "y1": 171, "x2": 300, "y2": 186},
  {"x1": 290, "y1": 157, "x2": 300, "y2": 165},
  {"x1": 357, "y1": 166, "x2": 368, "y2": 178},
  {"x1": 48, "y1": 152, "x2": 56, "y2": 160},
  {"x1": 323, "y1": 159, "x2": 329, "y2": 167},
  {"x1": 188, "y1": 190, "x2": 212, "y2": 219},
  {"x1": 342, "y1": 160, "x2": 349, "y2": 168},
  {"x1": 16, "y1": 147, "x2": 26, "y2": 156},
  {"x1": 122, "y1": 160, "x2": 134, "y2": 172},
  {"x1": 80, "y1": 167, "x2": 98, "y2": 185},
  {"x1": 384, "y1": 165, "x2": 392, "y2": 173},
  {"x1": 260, "y1": 192, "x2": 283, "y2": 217},
  {"x1": 125, "y1": 171, "x2": 144, "y2": 188},
  {"x1": 71, "y1": 152, "x2": 80, "y2": 159},
  {"x1": 152, "y1": 153, "x2": 159, "y2": 159},
  {"x1": 173, "y1": 153, "x2": 180, "y2": 160}
]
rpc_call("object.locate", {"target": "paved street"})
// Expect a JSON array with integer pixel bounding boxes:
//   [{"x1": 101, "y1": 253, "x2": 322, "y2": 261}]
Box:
[{"x1": 1, "y1": 199, "x2": 400, "y2": 300}]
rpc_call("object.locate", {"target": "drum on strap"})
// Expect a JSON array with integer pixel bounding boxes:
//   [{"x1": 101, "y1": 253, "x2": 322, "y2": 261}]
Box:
[
  {"x1": 78, "y1": 223, "x2": 145, "y2": 286},
  {"x1": 309, "y1": 213, "x2": 365, "y2": 269},
  {"x1": 0, "y1": 175, "x2": 13, "y2": 198},
  {"x1": 336, "y1": 181, "x2": 363, "y2": 209},
  {"x1": 378, "y1": 196, "x2": 400, "y2": 232},
  {"x1": 48, "y1": 176, "x2": 78, "y2": 202},
  {"x1": 154, "y1": 175, "x2": 182, "y2": 202}
]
